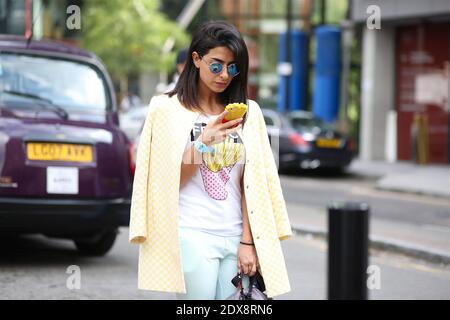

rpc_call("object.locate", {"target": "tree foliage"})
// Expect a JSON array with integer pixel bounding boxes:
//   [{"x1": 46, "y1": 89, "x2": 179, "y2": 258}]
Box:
[{"x1": 81, "y1": 0, "x2": 189, "y2": 80}]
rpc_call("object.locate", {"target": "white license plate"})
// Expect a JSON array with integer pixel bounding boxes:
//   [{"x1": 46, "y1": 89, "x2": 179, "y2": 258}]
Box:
[{"x1": 46, "y1": 166, "x2": 79, "y2": 194}]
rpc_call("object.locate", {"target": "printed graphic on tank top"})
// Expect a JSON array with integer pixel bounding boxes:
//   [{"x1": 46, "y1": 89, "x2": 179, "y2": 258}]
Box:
[{"x1": 178, "y1": 113, "x2": 246, "y2": 236}]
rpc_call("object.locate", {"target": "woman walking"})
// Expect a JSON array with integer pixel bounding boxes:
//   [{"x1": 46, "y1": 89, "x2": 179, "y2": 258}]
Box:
[{"x1": 129, "y1": 21, "x2": 292, "y2": 300}]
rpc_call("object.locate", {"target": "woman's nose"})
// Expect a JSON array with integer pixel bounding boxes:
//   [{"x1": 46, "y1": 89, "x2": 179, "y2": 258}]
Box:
[{"x1": 219, "y1": 67, "x2": 230, "y2": 80}]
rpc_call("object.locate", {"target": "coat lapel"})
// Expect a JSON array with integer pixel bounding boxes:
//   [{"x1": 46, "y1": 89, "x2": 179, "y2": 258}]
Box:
[{"x1": 167, "y1": 96, "x2": 201, "y2": 161}]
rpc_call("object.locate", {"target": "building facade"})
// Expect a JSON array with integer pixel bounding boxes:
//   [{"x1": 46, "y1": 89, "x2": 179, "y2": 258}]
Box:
[
  {"x1": 0, "y1": 0, "x2": 83, "y2": 43},
  {"x1": 352, "y1": 0, "x2": 450, "y2": 165}
]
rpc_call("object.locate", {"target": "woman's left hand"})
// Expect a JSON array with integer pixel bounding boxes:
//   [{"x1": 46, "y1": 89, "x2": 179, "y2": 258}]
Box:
[{"x1": 237, "y1": 244, "x2": 259, "y2": 276}]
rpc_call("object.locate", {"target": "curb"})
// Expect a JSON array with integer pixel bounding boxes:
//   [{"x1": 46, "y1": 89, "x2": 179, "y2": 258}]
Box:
[
  {"x1": 375, "y1": 184, "x2": 450, "y2": 199},
  {"x1": 291, "y1": 224, "x2": 450, "y2": 266}
]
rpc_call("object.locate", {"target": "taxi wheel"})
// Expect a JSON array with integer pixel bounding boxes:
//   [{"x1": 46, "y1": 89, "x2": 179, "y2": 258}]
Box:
[{"x1": 74, "y1": 229, "x2": 117, "y2": 256}]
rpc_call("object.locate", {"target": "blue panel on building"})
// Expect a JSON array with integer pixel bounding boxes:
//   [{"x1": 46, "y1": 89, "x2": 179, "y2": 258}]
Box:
[
  {"x1": 278, "y1": 30, "x2": 308, "y2": 113},
  {"x1": 312, "y1": 26, "x2": 342, "y2": 123}
]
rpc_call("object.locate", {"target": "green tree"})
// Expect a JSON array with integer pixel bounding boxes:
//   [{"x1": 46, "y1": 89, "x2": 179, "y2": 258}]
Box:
[{"x1": 82, "y1": 0, "x2": 189, "y2": 95}]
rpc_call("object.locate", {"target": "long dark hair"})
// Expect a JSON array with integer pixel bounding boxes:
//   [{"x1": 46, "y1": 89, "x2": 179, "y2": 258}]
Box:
[{"x1": 168, "y1": 21, "x2": 249, "y2": 114}]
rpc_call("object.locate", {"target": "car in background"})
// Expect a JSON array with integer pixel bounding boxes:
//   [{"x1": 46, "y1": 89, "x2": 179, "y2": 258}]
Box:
[
  {"x1": 262, "y1": 109, "x2": 353, "y2": 173},
  {"x1": 132, "y1": 121, "x2": 144, "y2": 164},
  {"x1": 119, "y1": 105, "x2": 149, "y2": 141},
  {"x1": 0, "y1": 35, "x2": 134, "y2": 256}
]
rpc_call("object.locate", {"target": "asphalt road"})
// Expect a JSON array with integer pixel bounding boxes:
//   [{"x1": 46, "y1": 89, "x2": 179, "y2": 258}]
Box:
[
  {"x1": 280, "y1": 169, "x2": 450, "y2": 228},
  {"x1": 1, "y1": 228, "x2": 449, "y2": 300}
]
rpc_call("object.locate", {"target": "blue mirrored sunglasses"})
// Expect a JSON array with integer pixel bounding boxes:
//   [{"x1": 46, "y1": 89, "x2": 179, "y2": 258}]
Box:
[{"x1": 201, "y1": 57, "x2": 240, "y2": 77}]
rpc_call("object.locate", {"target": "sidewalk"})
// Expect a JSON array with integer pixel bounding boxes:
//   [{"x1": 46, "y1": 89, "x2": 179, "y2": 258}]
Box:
[
  {"x1": 349, "y1": 159, "x2": 450, "y2": 198},
  {"x1": 288, "y1": 159, "x2": 450, "y2": 265}
]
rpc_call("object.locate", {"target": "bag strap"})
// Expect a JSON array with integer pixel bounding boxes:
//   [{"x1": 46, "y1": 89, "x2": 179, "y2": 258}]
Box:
[{"x1": 231, "y1": 272, "x2": 261, "y2": 300}]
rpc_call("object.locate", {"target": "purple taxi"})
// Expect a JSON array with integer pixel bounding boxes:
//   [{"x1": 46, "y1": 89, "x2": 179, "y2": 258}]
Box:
[{"x1": 0, "y1": 35, "x2": 134, "y2": 256}]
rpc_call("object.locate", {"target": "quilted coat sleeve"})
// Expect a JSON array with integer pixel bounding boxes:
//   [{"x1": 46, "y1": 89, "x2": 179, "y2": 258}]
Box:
[
  {"x1": 254, "y1": 102, "x2": 293, "y2": 241},
  {"x1": 128, "y1": 97, "x2": 158, "y2": 244}
]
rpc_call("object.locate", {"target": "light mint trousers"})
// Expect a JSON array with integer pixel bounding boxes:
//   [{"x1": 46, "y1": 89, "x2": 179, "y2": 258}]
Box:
[{"x1": 176, "y1": 227, "x2": 248, "y2": 300}]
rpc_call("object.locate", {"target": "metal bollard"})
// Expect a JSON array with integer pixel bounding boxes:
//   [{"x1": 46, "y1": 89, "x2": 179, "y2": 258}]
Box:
[{"x1": 327, "y1": 202, "x2": 370, "y2": 300}]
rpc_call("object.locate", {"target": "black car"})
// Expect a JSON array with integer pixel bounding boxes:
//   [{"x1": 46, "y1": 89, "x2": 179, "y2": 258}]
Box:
[{"x1": 262, "y1": 109, "x2": 353, "y2": 173}]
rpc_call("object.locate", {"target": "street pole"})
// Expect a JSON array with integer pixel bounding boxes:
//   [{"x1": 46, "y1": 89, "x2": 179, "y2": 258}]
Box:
[
  {"x1": 284, "y1": 0, "x2": 293, "y2": 114},
  {"x1": 320, "y1": 0, "x2": 326, "y2": 25},
  {"x1": 327, "y1": 202, "x2": 370, "y2": 300},
  {"x1": 302, "y1": 0, "x2": 312, "y2": 111},
  {"x1": 158, "y1": 0, "x2": 205, "y2": 88},
  {"x1": 25, "y1": 0, "x2": 32, "y2": 40},
  {"x1": 202, "y1": 0, "x2": 208, "y2": 22},
  {"x1": 338, "y1": 0, "x2": 354, "y2": 134},
  {"x1": 233, "y1": 0, "x2": 238, "y2": 27}
]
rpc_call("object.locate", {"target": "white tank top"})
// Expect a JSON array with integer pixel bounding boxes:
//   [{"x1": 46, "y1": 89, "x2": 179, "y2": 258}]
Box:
[{"x1": 178, "y1": 113, "x2": 246, "y2": 236}]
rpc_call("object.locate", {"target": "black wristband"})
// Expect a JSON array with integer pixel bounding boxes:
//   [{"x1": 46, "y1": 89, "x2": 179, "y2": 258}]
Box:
[{"x1": 240, "y1": 241, "x2": 255, "y2": 246}]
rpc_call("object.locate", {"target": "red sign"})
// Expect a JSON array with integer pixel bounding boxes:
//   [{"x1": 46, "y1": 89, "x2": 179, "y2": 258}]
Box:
[{"x1": 396, "y1": 23, "x2": 449, "y2": 163}]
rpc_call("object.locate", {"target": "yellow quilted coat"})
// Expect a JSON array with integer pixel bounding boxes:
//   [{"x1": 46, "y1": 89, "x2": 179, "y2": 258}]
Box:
[{"x1": 129, "y1": 94, "x2": 292, "y2": 298}]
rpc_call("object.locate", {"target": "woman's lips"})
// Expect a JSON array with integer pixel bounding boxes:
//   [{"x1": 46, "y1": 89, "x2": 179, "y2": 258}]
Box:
[{"x1": 215, "y1": 82, "x2": 228, "y2": 88}]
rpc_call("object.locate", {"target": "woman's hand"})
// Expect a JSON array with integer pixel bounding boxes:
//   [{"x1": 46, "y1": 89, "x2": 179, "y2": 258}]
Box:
[
  {"x1": 237, "y1": 243, "x2": 259, "y2": 277},
  {"x1": 198, "y1": 110, "x2": 243, "y2": 146}
]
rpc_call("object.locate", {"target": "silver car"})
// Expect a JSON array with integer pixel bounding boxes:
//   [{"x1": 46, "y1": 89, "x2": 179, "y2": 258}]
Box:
[{"x1": 119, "y1": 105, "x2": 149, "y2": 140}]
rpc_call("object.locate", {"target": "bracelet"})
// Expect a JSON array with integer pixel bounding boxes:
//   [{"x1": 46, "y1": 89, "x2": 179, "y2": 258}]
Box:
[
  {"x1": 239, "y1": 241, "x2": 255, "y2": 246},
  {"x1": 193, "y1": 140, "x2": 214, "y2": 154}
]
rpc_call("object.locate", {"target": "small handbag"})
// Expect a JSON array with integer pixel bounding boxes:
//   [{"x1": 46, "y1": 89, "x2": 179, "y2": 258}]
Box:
[{"x1": 226, "y1": 272, "x2": 272, "y2": 300}]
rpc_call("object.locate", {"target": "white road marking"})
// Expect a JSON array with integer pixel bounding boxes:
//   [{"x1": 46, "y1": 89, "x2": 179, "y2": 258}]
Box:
[
  {"x1": 351, "y1": 186, "x2": 450, "y2": 207},
  {"x1": 422, "y1": 224, "x2": 450, "y2": 236}
]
